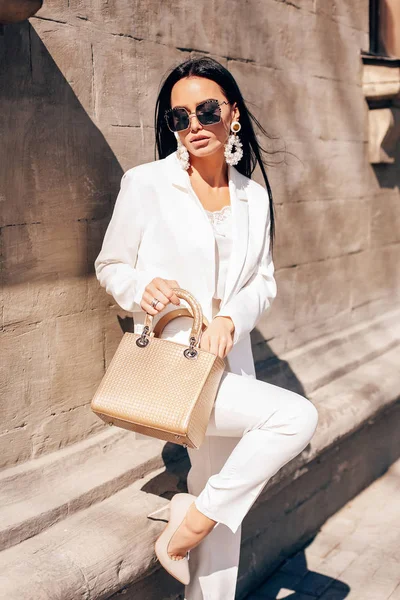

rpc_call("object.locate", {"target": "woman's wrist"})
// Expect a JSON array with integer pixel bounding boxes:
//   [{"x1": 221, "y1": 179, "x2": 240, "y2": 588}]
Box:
[{"x1": 215, "y1": 315, "x2": 235, "y2": 335}]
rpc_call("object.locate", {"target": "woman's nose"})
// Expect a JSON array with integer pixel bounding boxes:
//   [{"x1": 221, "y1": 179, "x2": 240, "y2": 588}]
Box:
[{"x1": 188, "y1": 113, "x2": 202, "y2": 132}]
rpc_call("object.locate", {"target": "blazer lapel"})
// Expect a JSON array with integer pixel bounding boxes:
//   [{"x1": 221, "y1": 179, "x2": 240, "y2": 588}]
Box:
[
  {"x1": 162, "y1": 150, "x2": 250, "y2": 307},
  {"x1": 223, "y1": 170, "x2": 249, "y2": 306}
]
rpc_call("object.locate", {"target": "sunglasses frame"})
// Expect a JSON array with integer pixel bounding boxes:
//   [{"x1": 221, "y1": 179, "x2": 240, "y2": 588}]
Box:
[{"x1": 164, "y1": 98, "x2": 231, "y2": 132}]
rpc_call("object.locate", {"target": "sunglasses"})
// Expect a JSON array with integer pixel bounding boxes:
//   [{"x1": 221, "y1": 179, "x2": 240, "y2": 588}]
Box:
[{"x1": 164, "y1": 98, "x2": 230, "y2": 132}]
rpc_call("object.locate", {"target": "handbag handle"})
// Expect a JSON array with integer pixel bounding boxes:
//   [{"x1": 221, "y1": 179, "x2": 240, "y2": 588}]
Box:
[
  {"x1": 137, "y1": 288, "x2": 205, "y2": 352},
  {"x1": 151, "y1": 307, "x2": 209, "y2": 338}
]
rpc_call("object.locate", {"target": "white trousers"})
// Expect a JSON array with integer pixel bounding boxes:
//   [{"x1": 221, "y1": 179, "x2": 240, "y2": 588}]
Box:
[{"x1": 159, "y1": 317, "x2": 319, "y2": 600}]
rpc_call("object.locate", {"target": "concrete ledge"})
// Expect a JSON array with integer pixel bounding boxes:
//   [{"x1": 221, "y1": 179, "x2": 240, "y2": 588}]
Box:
[
  {"x1": 0, "y1": 309, "x2": 399, "y2": 599},
  {"x1": 0, "y1": 426, "x2": 167, "y2": 550}
]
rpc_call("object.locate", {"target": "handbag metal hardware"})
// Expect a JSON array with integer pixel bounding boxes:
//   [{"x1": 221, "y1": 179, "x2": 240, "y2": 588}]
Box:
[
  {"x1": 136, "y1": 326, "x2": 150, "y2": 347},
  {"x1": 174, "y1": 433, "x2": 188, "y2": 449},
  {"x1": 183, "y1": 336, "x2": 198, "y2": 359},
  {"x1": 136, "y1": 319, "x2": 200, "y2": 360}
]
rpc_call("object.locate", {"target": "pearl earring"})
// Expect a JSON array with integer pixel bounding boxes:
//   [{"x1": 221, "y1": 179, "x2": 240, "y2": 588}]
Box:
[
  {"x1": 224, "y1": 121, "x2": 243, "y2": 166},
  {"x1": 174, "y1": 131, "x2": 190, "y2": 170}
]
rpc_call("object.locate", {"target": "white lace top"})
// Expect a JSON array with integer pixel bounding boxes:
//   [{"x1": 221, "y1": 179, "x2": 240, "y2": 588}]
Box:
[{"x1": 204, "y1": 205, "x2": 233, "y2": 306}]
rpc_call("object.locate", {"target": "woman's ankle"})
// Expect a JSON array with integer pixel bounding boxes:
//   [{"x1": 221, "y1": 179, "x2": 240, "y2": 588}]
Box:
[{"x1": 186, "y1": 503, "x2": 217, "y2": 535}]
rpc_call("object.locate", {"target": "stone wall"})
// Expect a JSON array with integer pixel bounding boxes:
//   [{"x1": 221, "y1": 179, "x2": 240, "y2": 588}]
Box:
[{"x1": 1, "y1": 0, "x2": 399, "y2": 470}]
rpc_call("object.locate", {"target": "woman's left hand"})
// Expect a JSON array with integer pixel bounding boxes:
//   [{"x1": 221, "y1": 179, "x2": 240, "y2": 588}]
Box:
[{"x1": 200, "y1": 316, "x2": 235, "y2": 359}]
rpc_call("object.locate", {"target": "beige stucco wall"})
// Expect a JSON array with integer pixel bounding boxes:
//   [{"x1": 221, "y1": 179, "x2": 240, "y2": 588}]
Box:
[{"x1": 1, "y1": 0, "x2": 399, "y2": 470}]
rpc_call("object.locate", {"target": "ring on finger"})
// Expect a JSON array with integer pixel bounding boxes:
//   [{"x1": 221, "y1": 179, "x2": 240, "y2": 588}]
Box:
[{"x1": 151, "y1": 297, "x2": 161, "y2": 309}]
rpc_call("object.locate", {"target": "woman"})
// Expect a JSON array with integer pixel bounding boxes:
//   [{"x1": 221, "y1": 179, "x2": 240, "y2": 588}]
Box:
[{"x1": 94, "y1": 56, "x2": 319, "y2": 600}]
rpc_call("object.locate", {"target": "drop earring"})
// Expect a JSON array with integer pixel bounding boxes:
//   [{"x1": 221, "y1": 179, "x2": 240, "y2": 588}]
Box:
[
  {"x1": 174, "y1": 131, "x2": 190, "y2": 170},
  {"x1": 224, "y1": 121, "x2": 243, "y2": 166}
]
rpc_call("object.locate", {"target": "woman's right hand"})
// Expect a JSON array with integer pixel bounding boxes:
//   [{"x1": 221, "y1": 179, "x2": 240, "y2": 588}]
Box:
[{"x1": 139, "y1": 278, "x2": 181, "y2": 315}]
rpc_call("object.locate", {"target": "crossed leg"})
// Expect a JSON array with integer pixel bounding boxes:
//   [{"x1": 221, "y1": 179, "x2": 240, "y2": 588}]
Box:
[
  {"x1": 158, "y1": 321, "x2": 318, "y2": 599},
  {"x1": 173, "y1": 369, "x2": 318, "y2": 598}
]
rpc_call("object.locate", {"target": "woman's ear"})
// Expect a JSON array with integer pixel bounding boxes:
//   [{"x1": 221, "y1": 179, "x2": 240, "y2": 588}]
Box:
[{"x1": 232, "y1": 102, "x2": 240, "y2": 122}]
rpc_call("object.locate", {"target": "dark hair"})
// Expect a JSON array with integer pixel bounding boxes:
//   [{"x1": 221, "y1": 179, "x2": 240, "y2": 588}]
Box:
[{"x1": 154, "y1": 56, "x2": 278, "y2": 254}]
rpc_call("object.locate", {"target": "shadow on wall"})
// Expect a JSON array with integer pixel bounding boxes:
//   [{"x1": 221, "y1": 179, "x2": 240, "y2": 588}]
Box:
[
  {"x1": 1, "y1": 21, "x2": 123, "y2": 284},
  {"x1": 0, "y1": 0, "x2": 43, "y2": 24},
  {"x1": 373, "y1": 126, "x2": 400, "y2": 189},
  {"x1": 0, "y1": 20, "x2": 126, "y2": 465}
]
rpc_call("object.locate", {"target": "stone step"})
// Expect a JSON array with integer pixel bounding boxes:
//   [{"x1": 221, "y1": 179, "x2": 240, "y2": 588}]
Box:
[
  {"x1": 0, "y1": 462, "x2": 172, "y2": 600},
  {"x1": 257, "y1": 306, "x2": 400, "y2": 396},
  {"x1": 252, "y1": 341, "x2": 400, "y2": 522},
  {"x1": 0, "y1": 310, "x2": 399, "y2": 555},
  {"x1": 0, "y1": 338, "x2": 399, "y2": 600},
  {"x1": 0, "y1": 425, "x2": 166, "y2": 551}
]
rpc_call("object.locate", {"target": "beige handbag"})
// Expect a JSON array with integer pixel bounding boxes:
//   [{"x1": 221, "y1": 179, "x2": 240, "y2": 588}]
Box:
[{"x1": 91, "y1": 288, "x2": 226, "y2": 449}]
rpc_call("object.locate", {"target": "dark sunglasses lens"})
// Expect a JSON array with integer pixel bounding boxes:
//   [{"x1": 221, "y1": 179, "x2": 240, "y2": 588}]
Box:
[
  {"x1": 197, "y1": 100, "x2": 221, "y2": 125},
  {"x1": 166, "y1": 108, "x2": 189, "y2": 131}
]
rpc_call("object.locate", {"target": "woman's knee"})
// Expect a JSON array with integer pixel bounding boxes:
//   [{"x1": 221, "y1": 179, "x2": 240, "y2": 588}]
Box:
[
  {"x1": 291, "y1": 394, "x2": 319, "y2": 439},
  {"x1": 270, "y1": 389, "x2": 319, "y2": 438}
]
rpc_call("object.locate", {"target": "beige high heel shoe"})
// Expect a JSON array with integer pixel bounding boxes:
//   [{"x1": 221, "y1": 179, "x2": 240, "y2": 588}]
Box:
[{"x1": 147, "y1": 493, "x2": 197, "y2": 585}]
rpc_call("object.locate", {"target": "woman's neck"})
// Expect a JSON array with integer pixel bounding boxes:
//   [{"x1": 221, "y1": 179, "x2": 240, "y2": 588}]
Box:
[{"x1": 188, "y1": 150, "x2": 229, "y2": 188}]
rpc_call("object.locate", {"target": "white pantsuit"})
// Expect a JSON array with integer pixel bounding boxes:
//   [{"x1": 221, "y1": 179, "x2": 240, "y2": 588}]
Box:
[
  {"x1": 94, "y1": 150, "x2": 319, "y2": 599},
  {"x1": 159, "y1": 315, "x2": 318, "y2": 600}
]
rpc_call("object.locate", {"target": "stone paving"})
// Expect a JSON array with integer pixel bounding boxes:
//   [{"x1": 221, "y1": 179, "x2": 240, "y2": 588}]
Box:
[{"x1": 245, "y1": 455, "x2": 400, "y2": 600}]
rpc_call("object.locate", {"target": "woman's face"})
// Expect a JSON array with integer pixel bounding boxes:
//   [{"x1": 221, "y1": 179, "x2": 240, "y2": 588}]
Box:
[{"x1": 170, "y1": 76, "x2": 240, "y2": 160}]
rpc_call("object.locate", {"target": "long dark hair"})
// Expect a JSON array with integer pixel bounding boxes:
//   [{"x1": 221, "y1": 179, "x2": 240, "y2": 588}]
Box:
[{"x1": 154, "y1": 56, "x2": 278, "y2": 254}]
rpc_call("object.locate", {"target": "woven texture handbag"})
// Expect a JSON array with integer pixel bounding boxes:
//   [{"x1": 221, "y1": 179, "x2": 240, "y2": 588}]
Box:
[{"x1": 91, "y1": 288, "x2": 226, "y2": 449}]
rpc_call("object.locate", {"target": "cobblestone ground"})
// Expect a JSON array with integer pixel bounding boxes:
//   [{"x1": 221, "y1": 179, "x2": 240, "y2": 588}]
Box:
[{"x1": 245, "y1": 455, "x2": 400, "y2": 600}]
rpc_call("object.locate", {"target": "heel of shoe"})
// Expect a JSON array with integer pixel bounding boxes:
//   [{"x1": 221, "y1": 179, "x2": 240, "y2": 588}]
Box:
[{"x1": 147, "y1": 503, "x2": 171, "y2": 521}]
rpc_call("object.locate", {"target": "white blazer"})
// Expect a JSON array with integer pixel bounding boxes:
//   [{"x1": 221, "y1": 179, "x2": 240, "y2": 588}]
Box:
[{"x1": 94, "y1": 150, "x2": 277, "y2": 378}]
